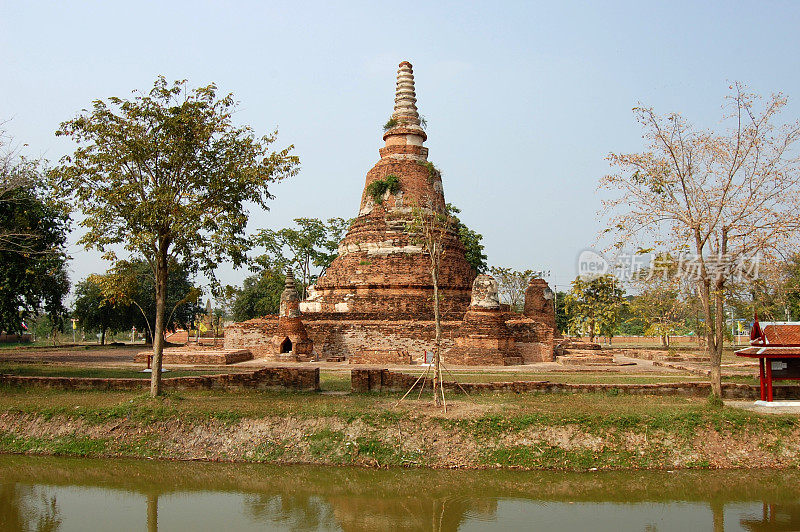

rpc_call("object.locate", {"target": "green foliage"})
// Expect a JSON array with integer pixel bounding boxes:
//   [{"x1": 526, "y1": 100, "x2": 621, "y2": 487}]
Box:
[
  {"x1": 554, "y1": 290, "x2": 569, "y2": 333},
  {"x1": 72, "y1": 277, "x2": 129, "y2": 344},
  {"x1": 231, "y1": 268, "x2": 285, "y2": 321},
  {"x1": 489, "y1": 267, "x2": 540, "y2": 311},
  {"x1": 366, "y1": 174, "x2": 401, "y2": 204},
  {"x1": 0, "y1": 156, "x2": 70, "y2": 334},
  {"x1": 51, "y1": 77, "x2": 298, "y2": 278},
  {"x1": 50, "y1": 77, "x2": 298, "y2": 393},
  {"x1": 97, "y1": 259, "x2": 203, "y2": 342},
  {"x1": 383, "y1": 117, "x2": 399, "y2": 131},
  {"x1": 447, "y1": 203, "x2": 487, "y2": 274},
  {"x1": 420, "y1": 161, "x2": 441, "y2": 183},
  {"x1": 252, "y1": 217, "x2": 349, "y2": 297},
  {"x1": 564, "y1": 274, "x2": 625, "y2": 341}
]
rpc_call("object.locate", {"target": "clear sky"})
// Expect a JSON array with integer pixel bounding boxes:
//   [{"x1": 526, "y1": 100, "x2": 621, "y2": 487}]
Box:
[{"x1": 3, "y1": 1, "x2": 800, "y2": 297}]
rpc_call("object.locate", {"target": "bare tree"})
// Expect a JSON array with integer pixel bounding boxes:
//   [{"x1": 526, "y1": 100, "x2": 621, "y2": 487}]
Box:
[
  {"x1": 405, "y1": 202, "x2": 455, "y2": 408},
  {"x1": 603, "y1": 83, "x2": 800, "y2": 398}
]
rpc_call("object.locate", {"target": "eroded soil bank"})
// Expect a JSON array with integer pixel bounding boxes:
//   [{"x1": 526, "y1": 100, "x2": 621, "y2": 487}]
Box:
[{"x1": 1, "y1": 388, "x2": 799, "y2": 470}]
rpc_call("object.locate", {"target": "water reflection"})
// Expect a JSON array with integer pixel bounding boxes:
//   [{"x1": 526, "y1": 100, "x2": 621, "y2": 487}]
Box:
[{"x1": 1, "y1": 455, "x2": 800, "y2": 531}]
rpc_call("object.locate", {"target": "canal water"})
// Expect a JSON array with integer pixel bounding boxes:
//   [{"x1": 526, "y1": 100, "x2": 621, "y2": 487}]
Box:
[{"x1": 1, "y1": 455, "x2": 798, "y2": 531}]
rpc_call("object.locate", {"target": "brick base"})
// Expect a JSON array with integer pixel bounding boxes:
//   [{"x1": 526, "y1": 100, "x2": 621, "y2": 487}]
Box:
[
  {"x1": 134, "y1": 348, "x2": 253, "y2": 365},
  {"x1": 350, "y1": 349, "x2": 412, "y2": 365},
  {"x1": 0, "y1": 367, "x2": 319, "y2": 391},
  {"x1": 350, "y1": 368, "x2": 786, "y2": 399}
]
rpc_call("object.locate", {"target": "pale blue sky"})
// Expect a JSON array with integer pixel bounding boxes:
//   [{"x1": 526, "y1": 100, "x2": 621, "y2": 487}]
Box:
[{"x1": 3, "y1": 1, "x2": 800, "y2": 296}]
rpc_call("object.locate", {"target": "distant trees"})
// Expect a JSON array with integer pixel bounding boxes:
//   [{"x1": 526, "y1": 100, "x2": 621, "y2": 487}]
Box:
[
  {"x1": 604, "y1": 84, "x2": 800, "y2": 398},
  {"x1": 92, "y1": 259, "x2": 203, "y2": 344},
  {"x1": 253, "y1": 217, "x2": 349, "y2": 299},
  {"x1": 231, "y1": 269, "x2": 286, "y2": 322},
  {"x1": 489, "y1": 267, "x2": 540, "y2": 312},
  {"x1": 0, "y1": 130, "x2": 70, "y2": 335},
  {"x1": 564, "y1": 274, "x2": 624, "y2": 342},
  {"x1": 51, "y1": 77, "x2": 298, "y2": 396},
  {"x1": 72, "y1": 277, "x2": 128, "y2": 345}
]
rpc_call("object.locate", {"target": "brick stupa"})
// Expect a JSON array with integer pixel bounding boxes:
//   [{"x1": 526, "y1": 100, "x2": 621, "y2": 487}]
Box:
[
  {"x1": 301, "y1": 61, "x2": 475, "y2": 319},
  {"x1": 225, "y1": 61, "x2": 556, "y2": 365}
]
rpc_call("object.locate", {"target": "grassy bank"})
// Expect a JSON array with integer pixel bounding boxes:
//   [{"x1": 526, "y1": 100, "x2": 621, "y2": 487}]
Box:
[{"x1": 0, "y1": 384, "x2": 798, "y2": 470}]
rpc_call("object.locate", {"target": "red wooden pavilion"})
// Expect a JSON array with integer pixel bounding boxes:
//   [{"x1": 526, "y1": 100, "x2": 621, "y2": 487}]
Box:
[{"x1": 735, "y1": 315, "x2": 800, "y2": 402}]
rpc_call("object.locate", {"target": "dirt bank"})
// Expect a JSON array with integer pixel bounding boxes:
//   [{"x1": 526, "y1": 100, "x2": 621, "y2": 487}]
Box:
[{"x1": 1, "y1": 396, "x2": 798, "y2": 470}]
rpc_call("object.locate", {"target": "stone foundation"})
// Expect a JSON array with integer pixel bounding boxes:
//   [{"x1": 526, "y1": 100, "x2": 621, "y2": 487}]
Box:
[
  {"x1": 350, "y1": 349, "x2": 413, "y2": 365},
  {"x1": 0, "y1": 367, "x2": 320, "y2": 391},
  {"x1": 350, "y1": 369, "x2": 786, "y2": 399},
  {"x1": 134, "y1": 348, "x2": 253, "y2": 365}
]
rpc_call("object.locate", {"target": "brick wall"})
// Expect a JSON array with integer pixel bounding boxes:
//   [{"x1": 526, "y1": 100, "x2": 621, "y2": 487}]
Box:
[
  {"x1": 0, "y1": 367, "x2": 319, "y2": 392},
  {"x1": 227, "y1": 317, "x2": 461, "y2": 361},
  {"x1": 350, "y1": 368, "x2": 791, "y2": 399}
]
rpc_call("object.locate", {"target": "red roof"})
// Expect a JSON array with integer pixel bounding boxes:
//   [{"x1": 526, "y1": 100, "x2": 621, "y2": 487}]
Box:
[
  {"x1": 737, "y1": 346, "x2": 800, "y2": 357},
  {"x1": 760, "y1": 324, "x2": 800, "y2": 346}
]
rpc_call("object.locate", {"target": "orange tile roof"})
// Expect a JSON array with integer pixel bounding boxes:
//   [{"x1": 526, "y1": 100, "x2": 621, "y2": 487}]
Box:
[{"x1": 762, "y1": 324, "x2": 800, "y2": 345}]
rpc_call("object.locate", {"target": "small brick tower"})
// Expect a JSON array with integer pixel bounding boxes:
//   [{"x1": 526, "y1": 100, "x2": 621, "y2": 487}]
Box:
[
  {"x1": 446, "y1": 274, "x2": 522, "y2": 366},
  {"x1": 524, "y1": 278, "x2": 557, "y2": 333},
  {"x1": 271, "y1": 270, "x2": 314, "y2": 360},
  {"x1": 302, "y1": 61, "x2": 475, "y2": 318}
]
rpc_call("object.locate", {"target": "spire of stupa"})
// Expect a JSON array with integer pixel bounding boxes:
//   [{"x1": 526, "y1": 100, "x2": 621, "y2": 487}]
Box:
[
  {"x1": 393, "y1": 61, "x2": 419, "y2": 123},
  {"x1": 384, "y1": 61, "x2": 426, "y2": 143}
]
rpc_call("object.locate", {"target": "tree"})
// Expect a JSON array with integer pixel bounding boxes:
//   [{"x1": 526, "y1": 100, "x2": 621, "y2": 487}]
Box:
[
  {"x1": 489, "y1": 267, "x2": 540, "y2": 312},
  {"x1": 627, "y1": 255, "x2": 686, "y2": 347},
  {"x1": 629, "y1": 281, "x2": 683, "y2": 347},
  {"x1": 96, "y1": 259, "x2": 203, "y2": 344},
  {"x1": 554, "y1": 290, "x2": 569, "y2": 333},
  {"x1": 73, "y1": 277, "x2": 129, "y2": 345},
  {"x1": 51, "y1": 77, "x2": 299, "y2": 395},
  {"x1": 253, "y1": 217, "x2": 349, "y2": 299},
  {"x1": 564, "y1": 274, "x2": 624, "y2": 342},
  {"x1": 0, "y1": 139, "x2": 70, "y2": 335},
  {"x1": 446, "y1": 204, "x2": 487, "y2": 274},
  {"x1": 604, "y1": 84, "x2": 800, "y2": 398},
  {"x1": 231, "y1": 268, "x2": 286, "y2": 321},
  {"x1": 405, "y1": 202, "x2": 456, "y2": 408}
]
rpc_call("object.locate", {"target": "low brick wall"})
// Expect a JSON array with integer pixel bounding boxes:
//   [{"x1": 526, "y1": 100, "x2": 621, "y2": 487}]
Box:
[
  {"x1": 0, "y1": 333, "x2": 32, "y2": 343},
  {"x1": 350, "y1": 369, "x2": 798, "y2": 400},
  {"x1": 0, "y1": 367, "x2": 319, "y2": 392}
]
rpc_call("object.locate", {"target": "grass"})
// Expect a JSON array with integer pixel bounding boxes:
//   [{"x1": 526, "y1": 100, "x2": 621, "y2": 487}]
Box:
[{"x1": 0, "y1": 385, "x2": 797, "y2": 469}]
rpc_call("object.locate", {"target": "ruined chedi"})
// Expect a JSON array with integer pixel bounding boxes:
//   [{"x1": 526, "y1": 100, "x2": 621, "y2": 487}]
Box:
[{"x1": 301, "y1": 61, "x2": 475, "y2": 319}]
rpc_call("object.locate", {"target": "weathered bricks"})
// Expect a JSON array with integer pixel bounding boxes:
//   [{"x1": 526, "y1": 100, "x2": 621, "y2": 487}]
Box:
[
  {"x1": 350, "y1": 368, "x2": 792, "y2": 399},
  {"x1": 0, "y1": 367, "x2": 319, "y2": 392}
]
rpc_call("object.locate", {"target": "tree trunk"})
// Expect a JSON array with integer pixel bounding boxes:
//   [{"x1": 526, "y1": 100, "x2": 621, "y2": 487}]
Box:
[
  {"x1": 432, "y1": 246, "x2": 442, "y2": 407},
  {"x1": 710, "y1": 285, "x2": 725, "y2": 398},
  {"x1": 150, "y1": 250, "x2": 169, "y2": 397},
  {"x1": 101, "y1": 325, "x2": 106, "y2": 346}
]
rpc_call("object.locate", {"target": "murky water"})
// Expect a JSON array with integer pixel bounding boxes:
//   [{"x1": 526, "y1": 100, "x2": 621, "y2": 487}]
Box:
[{"x1": 1, "y1": 455, "x2": 799, "y2": 531}]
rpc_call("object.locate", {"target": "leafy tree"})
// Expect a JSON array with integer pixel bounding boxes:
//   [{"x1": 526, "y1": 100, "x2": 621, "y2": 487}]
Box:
[
  {"x1": 489, "y1": 267, "x2": 540, "y2": 312},
  {"x1": 50, "y1": 77, "x2": 299, "y2": 395},
  {"x1": 446, "y1": 204, "x2": 487, "y2": 274},
  {"x1": 231, "y1": 269, "x2": 286, "y2": 322},
  {"x1": 72, "y1": 277, "x2": 129, "y2": 345},
  {"x1": 554, "y1": 290, "x2": 569, "y2": 334},
  {"x1": 0, "y1": 143, "x2": 70, "y2": 335},
  {"x1": 564, "y1": 274, "x2": 624, "y2": 342},
  {"x1": 627, "y1": 255, "x2": 685, "y2": 347},
  {"x1": 253, "y1": 217, "x2": 349, "y2": 298},
  {"x1": 604, "y1": 84, "x2": 800, "y2": 398},
  {"x1": 96, "y1": 259, "x2": 203, "y2": 344}
]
